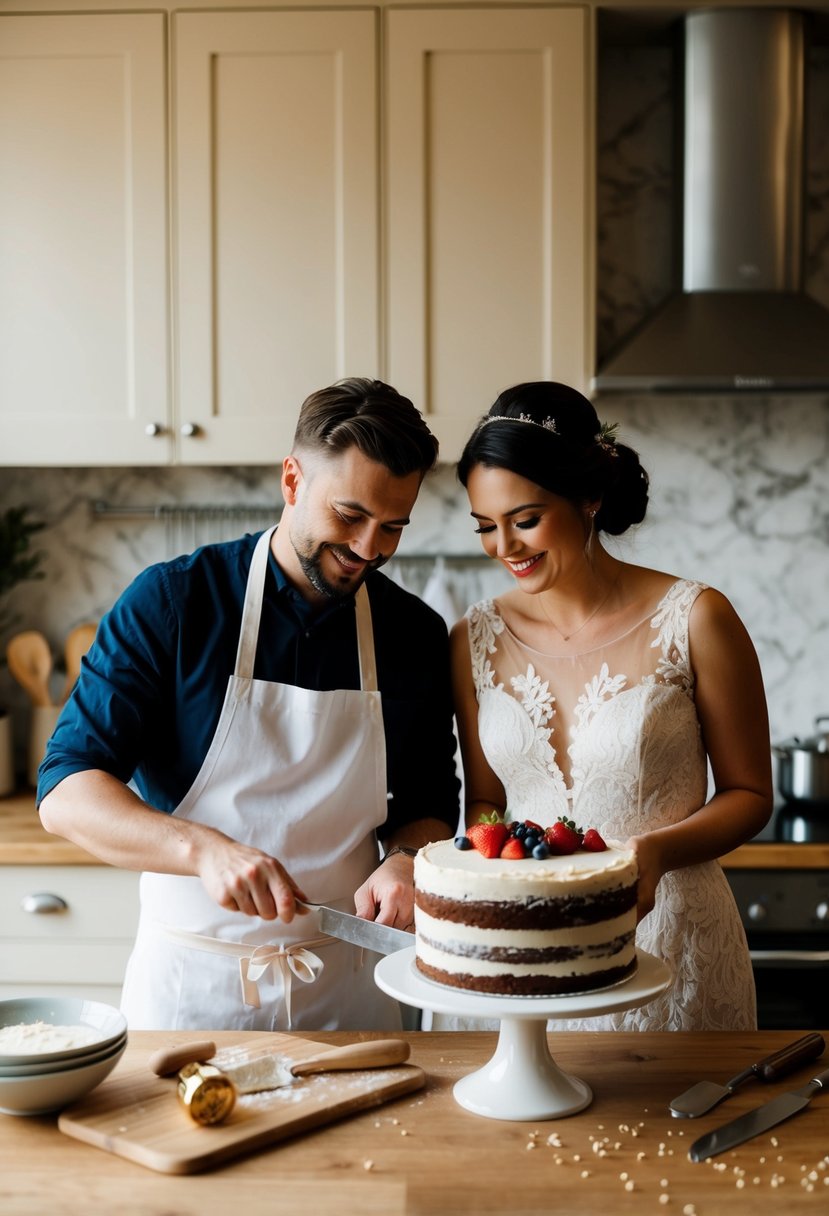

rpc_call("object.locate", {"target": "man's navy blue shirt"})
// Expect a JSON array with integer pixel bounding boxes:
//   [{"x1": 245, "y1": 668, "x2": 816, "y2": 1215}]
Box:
[{"x1": 38, "y1": 532, "x2": 460, "y2": 836}]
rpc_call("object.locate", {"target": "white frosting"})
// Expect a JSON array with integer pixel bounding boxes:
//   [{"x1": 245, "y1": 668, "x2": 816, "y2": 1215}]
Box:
[{"x1": 414, "y1": 839, "x2": 637, "y2": 900}]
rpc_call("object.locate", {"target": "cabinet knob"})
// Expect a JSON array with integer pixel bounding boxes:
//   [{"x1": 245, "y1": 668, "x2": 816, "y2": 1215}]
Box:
[
  {"x1": 21, "y1": 892, "x2": 69, "y2": 915},
  {"x1": 180, "y1": 422, "x2": 201, "y2": 438},
  {"x1": 747, "y1": 901, "x2": 767, "y2": 923},
  {"x1": 816, "y1": 901, "x2": 829, "y2": 923},
  {"x1": 144, "y1": 422, "x2": 163, "y2": 437}
]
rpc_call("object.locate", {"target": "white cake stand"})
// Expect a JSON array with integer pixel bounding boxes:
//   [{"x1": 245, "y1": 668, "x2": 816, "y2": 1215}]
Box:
[{"x1": 375, "y1": 947, "x2": 671, "y2": 1122}]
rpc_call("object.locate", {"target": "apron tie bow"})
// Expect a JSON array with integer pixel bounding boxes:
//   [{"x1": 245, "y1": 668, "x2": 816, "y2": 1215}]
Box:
[{"x1": 241, "y1": 942, "x2": 325, "y2": 1026}]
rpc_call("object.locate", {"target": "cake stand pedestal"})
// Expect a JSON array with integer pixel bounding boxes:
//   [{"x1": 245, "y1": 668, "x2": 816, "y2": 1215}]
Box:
[{"x1": 375, "y1": 948, "x2": 671, "y2": 1122}]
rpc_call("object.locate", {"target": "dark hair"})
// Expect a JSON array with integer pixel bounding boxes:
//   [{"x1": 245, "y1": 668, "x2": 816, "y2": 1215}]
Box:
[
  {"x1": 293, "y1": 378, "x2": 439, "y2": 478},
  {"x1": 457, "y1": 382, "x2": 649, "y2": 536}
]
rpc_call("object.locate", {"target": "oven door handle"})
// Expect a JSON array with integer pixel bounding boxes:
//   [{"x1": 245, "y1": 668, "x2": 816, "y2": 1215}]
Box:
[{"x1": 750, "y1": 949, "x2": 829, "y2": 967}]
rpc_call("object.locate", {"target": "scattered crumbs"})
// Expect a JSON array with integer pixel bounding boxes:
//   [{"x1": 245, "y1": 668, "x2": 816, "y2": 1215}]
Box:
[
  {"x1": 619, "y1": 1172, "x2": 629, "y2": 1182},
  {"x1": 363, "y1": 1160, "x2": 374, "y2": 1172},
  {"x1": 636, "y1": 1152, "x2": 646, "y2": 1162},
  {"x1": 658, "y1": 1194, "x2": 669, "y2": 1206},
  {"x1": 572, "y1": 1154, "x2": 581, "y2": 1162},
  {"x1": 770, "y1": 1136, "x2": 779, "y2": 1147},
  {"x1": 660, "y1": 1178, "x2": 669, "y2": 1188},
  {"x1": 374, "y1": 1120, "x2": 381, "y2": 1128},
  {"x1": 682, "y1": 1206, "x2": 697, "y2": 1216},
  {"x1": 117, "y1": 1126, "x2": 128, "y2": 1133},
  {"x1": 736, "y1": 1178, "x2": 745, "y2": 1189},
  {"x1": 547, "y1": 1133, "x2": 562, "y2": 1148},
  {"x1": 580, "y1": 1170, "x2": 591, "y2": 1179},
  {"x1": 624, "y1": 1180, "x2": 635, "y2": 1192},
  {"x1": 391, "y1": 1118, "x2": 399, "y2": 1125},
  {"x1": 526, "y1": 1141, "x2": 536, "y2": 1151},
  {"x1": 400, "y1": 1129, "x2": 409, "y2": 1137}
]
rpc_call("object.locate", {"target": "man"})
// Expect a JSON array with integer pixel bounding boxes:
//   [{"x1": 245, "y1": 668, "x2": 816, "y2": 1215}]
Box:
[{"x1": 38, "y1": 379, "x2": 459, "y2": 1031}]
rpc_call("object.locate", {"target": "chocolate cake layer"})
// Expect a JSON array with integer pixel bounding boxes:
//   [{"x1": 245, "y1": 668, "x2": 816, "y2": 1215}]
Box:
[{"x1": 415, "y1": 885, "x2": 637, "y2": 930}]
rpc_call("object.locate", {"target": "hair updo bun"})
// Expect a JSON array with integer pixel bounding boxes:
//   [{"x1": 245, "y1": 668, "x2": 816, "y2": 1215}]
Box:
[{"x1": 457, "y1": 381, "x2": 649, "y2": 536}]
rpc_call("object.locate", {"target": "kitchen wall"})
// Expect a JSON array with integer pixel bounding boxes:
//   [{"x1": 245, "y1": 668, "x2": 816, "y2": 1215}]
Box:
[{"x1": 2, "y1": 21, "x2": 828, "y2": 766}]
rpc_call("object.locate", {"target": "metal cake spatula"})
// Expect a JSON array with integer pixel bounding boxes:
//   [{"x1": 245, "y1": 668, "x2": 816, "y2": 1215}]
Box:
[{"x1": 669, "y1": 1032, "x2": 824, "y2": 1118}]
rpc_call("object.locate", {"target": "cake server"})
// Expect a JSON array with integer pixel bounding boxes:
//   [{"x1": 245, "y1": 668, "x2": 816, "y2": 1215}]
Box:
[
  {"x1": 150, "y1": 1038, "x2": 410, "y2": 1093},
  {"x1": 669, "y1": 1031, "x2": 825, "y2": 1117},
  {"x1": 688, "y1": 1064, "x2": 829, "y2": 1161},
  {"x1": 300, "y1": 903, "x2": 413, "y2": 956}
]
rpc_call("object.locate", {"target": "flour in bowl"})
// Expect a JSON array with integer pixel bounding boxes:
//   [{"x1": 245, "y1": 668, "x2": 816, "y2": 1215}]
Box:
[{"x1": 0, "y1": 1020, "x2": 102, "y2": 1053}]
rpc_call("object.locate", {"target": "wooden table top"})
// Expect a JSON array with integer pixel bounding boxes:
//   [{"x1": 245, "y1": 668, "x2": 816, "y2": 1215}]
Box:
[{"x1": 2, "y1": 1029, "x2": 828, "y2": 1215}]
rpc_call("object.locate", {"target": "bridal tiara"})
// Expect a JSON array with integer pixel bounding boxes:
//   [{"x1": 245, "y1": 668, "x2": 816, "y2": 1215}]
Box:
[
  {"x1": 478, "y1": 413, "x2": 620, "y2": 456},
  {"x1": 479, "y1": 412, "x2": 558, "y2": 433}
]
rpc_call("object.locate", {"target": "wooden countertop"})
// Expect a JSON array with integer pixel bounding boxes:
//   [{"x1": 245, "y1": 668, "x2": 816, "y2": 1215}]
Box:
[
  {"x1": 3, "y1": 789, "x2": 828, "y2": 868},
  {"x1": 0, "y1": 790, "x2": 100, "y2": 864},
  {"x1": 3, "y1": 1029, "x2": 828, "y2": 1215}
]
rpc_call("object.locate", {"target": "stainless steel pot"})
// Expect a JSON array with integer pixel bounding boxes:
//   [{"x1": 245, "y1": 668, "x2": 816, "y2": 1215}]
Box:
[{"x1": 773, "y1": 715, "x2": 829, "y2": 804}]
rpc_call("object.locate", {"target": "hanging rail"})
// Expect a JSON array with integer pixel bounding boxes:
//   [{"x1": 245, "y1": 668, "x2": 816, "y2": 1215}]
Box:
[{"x1": 90, "y1": 501, "x2": 488, "y2": 563}]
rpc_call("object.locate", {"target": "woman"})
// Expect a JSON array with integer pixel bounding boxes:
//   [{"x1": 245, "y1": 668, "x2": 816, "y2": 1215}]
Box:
[{"x1": 450, "y1": 381, "x2": 772, "y2": 1030}]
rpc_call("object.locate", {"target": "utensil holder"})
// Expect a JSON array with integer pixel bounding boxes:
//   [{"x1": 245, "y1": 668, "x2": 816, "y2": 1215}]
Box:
[{"x1": 27, "y1": 706, "x2": 61, "y2": 788}]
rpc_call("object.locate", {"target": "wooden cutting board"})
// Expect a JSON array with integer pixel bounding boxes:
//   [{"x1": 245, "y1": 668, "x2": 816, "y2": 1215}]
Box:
[{"x1": 58, "y1": 1033, "x2": 425, "y2": 1175}]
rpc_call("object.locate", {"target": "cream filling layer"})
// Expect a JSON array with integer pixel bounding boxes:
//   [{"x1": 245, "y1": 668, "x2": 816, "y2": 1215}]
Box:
[
  {"x1": 415, "y1": 908, "x2": 635, "y2": 950},
  {"x1": 416, "y1": 937, "x2": 635, "y2": 978}
]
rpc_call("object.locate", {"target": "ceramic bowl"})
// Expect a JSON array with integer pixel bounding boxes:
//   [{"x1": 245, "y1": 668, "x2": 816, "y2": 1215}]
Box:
[
  {"x1": 0, "y1": 1030, "x2": 127, "y2": 1077},
  {"x1": 0, "y1": 1036, "x2": 126, "y2": 1116},
  {"x1": 0, "y1": 997, "x2": 127, "y2": 1067}
]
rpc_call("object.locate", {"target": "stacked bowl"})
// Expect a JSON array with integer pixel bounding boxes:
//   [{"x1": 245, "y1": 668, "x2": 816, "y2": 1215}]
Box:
[{"x1": 0, "y1": 996, "x2": 127, "y2": 1115}]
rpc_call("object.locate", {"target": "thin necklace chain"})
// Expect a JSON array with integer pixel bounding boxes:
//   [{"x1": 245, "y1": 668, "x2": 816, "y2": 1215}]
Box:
[{"x1": 539, "y1": 571, "x2": 621, "y2": 642}]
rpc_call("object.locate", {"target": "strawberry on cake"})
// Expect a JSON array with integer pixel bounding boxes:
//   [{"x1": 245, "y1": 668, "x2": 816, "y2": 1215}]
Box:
[{"x1": 413, "y1": 814, "x2": 639, "y2": 996}]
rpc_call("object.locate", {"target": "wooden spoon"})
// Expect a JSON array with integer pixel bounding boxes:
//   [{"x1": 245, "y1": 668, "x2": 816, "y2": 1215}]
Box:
[
  {"x1": 62, "y1": 622, "x2": 97, "y2": 702},
  {"x1": 6, "y1": 631, "x2": 54, "y2": 707}
]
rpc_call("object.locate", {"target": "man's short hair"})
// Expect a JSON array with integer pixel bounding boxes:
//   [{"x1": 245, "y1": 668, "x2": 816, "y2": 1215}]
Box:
[{"x1": 293, "y1": 378, "x2": 439, "y2": 478}]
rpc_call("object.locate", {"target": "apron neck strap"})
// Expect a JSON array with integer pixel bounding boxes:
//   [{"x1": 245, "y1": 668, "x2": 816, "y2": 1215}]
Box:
[{"x1": 235, "y1": 527, "x2": 378, "y2": 692}]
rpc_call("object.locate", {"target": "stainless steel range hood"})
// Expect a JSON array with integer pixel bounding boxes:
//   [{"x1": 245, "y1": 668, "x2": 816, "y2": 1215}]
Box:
[{"x1": 593, "y1": 8, "x2": 829, "y2": 393}]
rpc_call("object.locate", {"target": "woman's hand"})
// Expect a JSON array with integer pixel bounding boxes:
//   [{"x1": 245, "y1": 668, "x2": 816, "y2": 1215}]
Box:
[{"x1": 626, "y1": 832, "x2": 664, "y2": 922}]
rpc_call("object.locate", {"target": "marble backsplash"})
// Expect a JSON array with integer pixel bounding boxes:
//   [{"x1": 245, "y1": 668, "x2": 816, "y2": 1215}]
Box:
[{"x1": 2, "y1": 391, "x2": 828, "y2": 762}]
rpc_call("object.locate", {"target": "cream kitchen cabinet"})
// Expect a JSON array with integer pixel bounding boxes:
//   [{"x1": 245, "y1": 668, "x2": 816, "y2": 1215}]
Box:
[
  {"x1": 1, "y1": 7, "x2": 379, "y2": 467},
  {"x1": 0, "y1": 13, "x2": 171, "y2": 466},
  {"x1": 386, "y1": 7, "x2": 590, "y2": 461},
  {"x1": 0, "y1": 865, "x2": 140, "y2": 1004},
  {"x1": 0, "y1": 4, "x2": 590, "y2": 468},
  {"x1": 173, "y1": 9, "x2": 380, "y2": 464}
]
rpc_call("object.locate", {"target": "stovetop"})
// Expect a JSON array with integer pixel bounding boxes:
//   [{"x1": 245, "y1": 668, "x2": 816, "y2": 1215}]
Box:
[{"x1": 748, "y1": 799, "x2": 829, "y2": 844}]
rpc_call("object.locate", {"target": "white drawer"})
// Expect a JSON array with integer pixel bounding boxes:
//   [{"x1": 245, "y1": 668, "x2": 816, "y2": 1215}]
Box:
[{"x1": 2, "y1": 866, "x2": 139, "y2": 941}]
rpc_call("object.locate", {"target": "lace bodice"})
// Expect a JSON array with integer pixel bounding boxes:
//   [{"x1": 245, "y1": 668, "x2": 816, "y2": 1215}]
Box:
[
  {"x1": 468, "y1": 579, "x2": 708, "y2": 838},
  {"x1": 446, "y1": 578, "x2": 757, "y2": 1033}
]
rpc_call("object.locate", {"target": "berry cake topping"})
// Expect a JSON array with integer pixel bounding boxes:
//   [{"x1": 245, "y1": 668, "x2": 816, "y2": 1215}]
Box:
[{"x1": 463, "y1": 812, "x2": 608, "y2": 860}]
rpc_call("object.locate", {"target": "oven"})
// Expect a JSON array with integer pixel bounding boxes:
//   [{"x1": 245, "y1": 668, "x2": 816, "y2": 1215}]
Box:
[{"x1": 724, "y1": 801, "x2": 829, "y2": 1030}]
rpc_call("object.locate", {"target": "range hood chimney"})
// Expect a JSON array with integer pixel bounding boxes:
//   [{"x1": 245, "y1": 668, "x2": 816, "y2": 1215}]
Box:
[{"x1": 593, "y1": 8, "x2": 829, "y2": 393}]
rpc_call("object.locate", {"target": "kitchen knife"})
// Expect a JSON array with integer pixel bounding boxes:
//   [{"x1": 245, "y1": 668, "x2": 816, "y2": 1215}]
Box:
[
  {"x1": 304, "y1": 903, "x2": 414, "y2": 956},
  {"x1": 688, "y1": 1065, "x2": 829, "y2": 1161},
  {"x1": 669, "y1": 1031, "x2": 825, "y2": 1117}
]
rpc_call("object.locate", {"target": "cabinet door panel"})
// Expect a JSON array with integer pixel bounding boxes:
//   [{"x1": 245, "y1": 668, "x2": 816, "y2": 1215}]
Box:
[
  {"x1": 386, "y1": 8, "x2": 589, "y2": 461},
  {"x1": 0, "y1": 14, "x2": 169, "y2": 465},
  {"x1": 174, "y1": 11, "x2": 379, "y2": 464}
]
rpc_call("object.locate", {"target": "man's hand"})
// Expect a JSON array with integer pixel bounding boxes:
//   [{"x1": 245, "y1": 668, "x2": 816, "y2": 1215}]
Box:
[
  {"x1": 353, "y1": 852, "x2": 415, "y2": 930},
  {"x1": 196, "y1": 832, "x2": 309, "y2": 922}
]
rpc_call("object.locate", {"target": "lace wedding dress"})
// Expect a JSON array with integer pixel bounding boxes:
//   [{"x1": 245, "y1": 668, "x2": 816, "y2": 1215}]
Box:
[{"x1": 445, "y1": 578, "x2": 756, "y2": 1032}]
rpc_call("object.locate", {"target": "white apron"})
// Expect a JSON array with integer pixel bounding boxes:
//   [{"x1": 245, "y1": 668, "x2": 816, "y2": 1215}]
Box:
[{"x1": 120, "y1": 527, "x2": 401, "y2": 1032}]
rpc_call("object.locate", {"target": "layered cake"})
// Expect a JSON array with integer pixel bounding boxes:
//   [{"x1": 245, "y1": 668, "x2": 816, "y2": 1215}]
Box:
[{"x1": 413, "y1": 839, "x2": 638, "y2": 996}]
